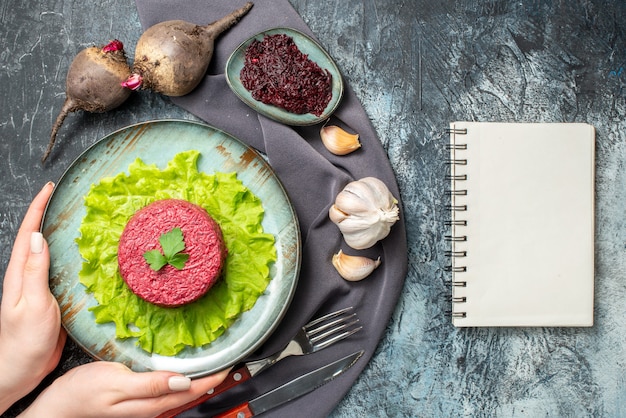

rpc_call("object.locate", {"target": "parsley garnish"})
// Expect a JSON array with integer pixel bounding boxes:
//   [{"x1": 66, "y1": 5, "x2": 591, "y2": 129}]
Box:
[{"x1": 143, "y1": 227, "x2": 189, "y2": 271}]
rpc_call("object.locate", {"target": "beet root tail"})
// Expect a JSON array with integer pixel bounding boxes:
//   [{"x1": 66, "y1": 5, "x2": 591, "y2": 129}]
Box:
[
  {"x1": 42, "y1": 98, "x2": 75, "y2": 164},
  {"x1": 205, "y1": 2, "x2": 254, "y2": 37}
]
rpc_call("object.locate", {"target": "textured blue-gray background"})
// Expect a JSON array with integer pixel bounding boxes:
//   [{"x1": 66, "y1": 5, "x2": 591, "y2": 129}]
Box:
[{"x1": 1, "y1": 0, "x2": 625, "y2": 417}]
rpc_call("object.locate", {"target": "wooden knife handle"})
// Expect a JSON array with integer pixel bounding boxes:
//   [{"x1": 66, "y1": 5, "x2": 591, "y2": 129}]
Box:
[
  {"x1": 214, "y1": 402, "x2": 254, "y2": 418},
  {"x1": 156, "y1": 366, "x2": 253, "y2": 418}
]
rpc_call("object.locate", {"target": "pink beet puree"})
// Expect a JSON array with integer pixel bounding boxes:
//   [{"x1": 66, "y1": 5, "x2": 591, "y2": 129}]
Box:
[{"x1": 117, "y1": 199, "x2": 227, "y2": 307}]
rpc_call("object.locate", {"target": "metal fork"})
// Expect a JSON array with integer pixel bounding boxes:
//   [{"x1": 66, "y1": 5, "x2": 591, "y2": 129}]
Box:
[
  {"x1": 245, "y1": 306, "x2": 362, "y2": 375},
  {"x1": 158, "y1": 307, "x2": 362, "y2": 418}
]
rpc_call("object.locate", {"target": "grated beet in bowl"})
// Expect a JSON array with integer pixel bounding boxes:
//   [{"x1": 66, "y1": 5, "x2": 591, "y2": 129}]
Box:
[{"x1": 240, "y1": 34, "x2": 333, "y2": 116}]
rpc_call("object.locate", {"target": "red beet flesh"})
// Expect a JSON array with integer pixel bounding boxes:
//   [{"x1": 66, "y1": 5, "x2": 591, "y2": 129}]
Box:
[
  {"x1": 240, "y1": 34, "x2": 333, "y2": 116},
  {"x1": 117, "y1": 199, "x2": 227, "y2": 308}
]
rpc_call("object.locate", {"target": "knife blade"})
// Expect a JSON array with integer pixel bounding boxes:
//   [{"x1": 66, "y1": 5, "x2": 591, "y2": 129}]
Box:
[{"x1": 214, "y1": 350, "x2": 364, "y2": 418}]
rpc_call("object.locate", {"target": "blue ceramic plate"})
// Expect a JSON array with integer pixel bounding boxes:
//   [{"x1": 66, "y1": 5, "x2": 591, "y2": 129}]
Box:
[
  {"x1": 225, "y1": 27, "x2": 344, "y2": 126},
  {"x1": 42, "y1": 120, "x2": 301, "y2": 378}
]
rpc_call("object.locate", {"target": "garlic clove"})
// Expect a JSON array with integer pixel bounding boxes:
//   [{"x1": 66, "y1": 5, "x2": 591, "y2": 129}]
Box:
[
  {"x1": 355, "y1": 177, "x2": 399, "y2": 213},
  {"x1": 329, "y1": 204, "x2": 349, "y2": 224},
  {"x1": 332, "y1": 249, "x2": 381, "y2": 281},
  {"x1": 341, "y1": 220, "x2": 393, "y2": 249},
  {"x1": 334, "y1": 182, "x2": 378, "y2": 216},
  {"x1": 320, "y1": 125, "x2": 361, "y2": 155},
  {"x1": 330, "y1": 209, "x2": 377, "y2": 234}
]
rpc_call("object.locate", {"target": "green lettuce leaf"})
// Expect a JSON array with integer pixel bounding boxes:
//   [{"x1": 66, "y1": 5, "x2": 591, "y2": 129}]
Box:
[{"x1": 76, "y1": 150, "x2": 276, "y2": 356}]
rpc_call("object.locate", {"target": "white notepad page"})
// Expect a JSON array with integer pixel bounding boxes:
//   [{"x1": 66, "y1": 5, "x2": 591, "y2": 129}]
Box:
[{"x1": 449, "y1": 122, "x2": 595, "y2": 327}]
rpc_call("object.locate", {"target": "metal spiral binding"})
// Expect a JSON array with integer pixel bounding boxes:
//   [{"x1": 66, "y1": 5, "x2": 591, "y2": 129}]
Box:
[
  {"x1": 444, "y1": 266, "x2": 467, "y2": 272},
  {"x1": 446, "y1": 127, "x2": 468, "y2": 135},
  {"x1": 445, "y1": 235, "x2": 466, "y2": 242},
  {"x1": 447, "y1": 205, "x2": 467, "y2": 211},
  {"x1": 447, "y1": 125, "x2": 468, "y2": 319},
  {"x1": 446, "y1": 174, "x2": 467, "y2": 181},
  {"x1": 446, "y1": 158, "x2": 467, "y2": 165}
]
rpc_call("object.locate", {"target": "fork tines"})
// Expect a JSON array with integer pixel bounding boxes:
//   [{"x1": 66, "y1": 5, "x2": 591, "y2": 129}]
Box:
[{"x1": 305, "y1": 307, "x2": 362, "y2": 352}]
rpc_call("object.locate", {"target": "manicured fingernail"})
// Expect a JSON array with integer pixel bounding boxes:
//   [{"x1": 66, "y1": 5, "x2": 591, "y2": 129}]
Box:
[
  {"x1": 42, "y1": 181, "x2": 55, "y2": 192},
  {"x1": 168, "y1": 376, "x2": 191, "y2": 391},
  {"x1": 30, "y1": 232, "x2": 44, "y2": 254}
]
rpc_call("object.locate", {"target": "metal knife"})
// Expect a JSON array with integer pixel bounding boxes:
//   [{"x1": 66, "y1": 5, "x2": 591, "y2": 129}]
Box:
[{"x1": 214, "y1": 350, "x2": 364, "y2": 418}]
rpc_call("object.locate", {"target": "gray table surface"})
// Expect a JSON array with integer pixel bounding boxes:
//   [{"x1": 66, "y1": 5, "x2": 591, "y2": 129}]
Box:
[{"x1": 1, "y1": 1, "x2": 625, "y2": 417}]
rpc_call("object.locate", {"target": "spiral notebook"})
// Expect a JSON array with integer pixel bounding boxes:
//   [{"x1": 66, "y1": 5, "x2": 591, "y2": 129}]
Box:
[{"x1": 447, "y1": 122, "x2": 595, "y2": 327}]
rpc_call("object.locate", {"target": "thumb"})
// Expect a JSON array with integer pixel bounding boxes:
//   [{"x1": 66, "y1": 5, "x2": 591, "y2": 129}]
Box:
[
  {"x1": 22, "y1": 232, "x2": 51, "y2": 300},
  {"x1": 167, "y1": 375, "x2": 192, "y2": 392},
  {"x1": 129, "y1": 372, "x2": 192, "y2": 399}
]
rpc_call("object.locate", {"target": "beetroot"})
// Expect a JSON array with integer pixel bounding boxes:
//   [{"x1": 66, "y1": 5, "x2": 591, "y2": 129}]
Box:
[
  {"x1": 43, "y1": 40, "x2": 132, "y2": 163},
  {"x1": 122, "y1": 2, "x2": 253, "y2": 96}
]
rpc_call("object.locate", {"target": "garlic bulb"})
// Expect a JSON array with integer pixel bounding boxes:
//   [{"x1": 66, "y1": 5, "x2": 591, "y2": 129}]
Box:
[
  {"x1": 329, "y1": 177, "x2": 400, "y2": 249},
  {"x1": 332, "y1": 249, "x2": 381, "y2": 281},
  {"x1": 320, "y1": 125, "x2": 361, "y2": 155}
]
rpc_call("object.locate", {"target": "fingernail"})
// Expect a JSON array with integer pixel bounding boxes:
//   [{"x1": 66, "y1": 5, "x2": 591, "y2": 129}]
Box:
[
  {"x1": 30, "y1": 232, "x2": 44, "y2": 254},
  {"x1": 41, "y1": 181, "x2": 55, "y2": 192},
  {"x1": 168, "y1": 376, "x2": 191, "y2": 391}
]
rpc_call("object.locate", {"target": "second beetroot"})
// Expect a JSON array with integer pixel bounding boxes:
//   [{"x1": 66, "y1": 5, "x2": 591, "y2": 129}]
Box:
[{"x1": 123, "y1": 2, "x2": 254, "y2": 96}]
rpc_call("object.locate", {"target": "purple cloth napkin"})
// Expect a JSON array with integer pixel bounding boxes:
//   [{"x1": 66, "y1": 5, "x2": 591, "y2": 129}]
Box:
[{"x1": 133, "y1": 1, "x2": 408, "y2": 416}]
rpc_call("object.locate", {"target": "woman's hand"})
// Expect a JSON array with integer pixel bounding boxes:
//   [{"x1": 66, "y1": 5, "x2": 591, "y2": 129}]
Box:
[
  {"x1": 20, "y1": 361, "x2": 230, "y2": 418},
  {"x1": 0, "y1": 182, "x2": 67, "y2": 413}
]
